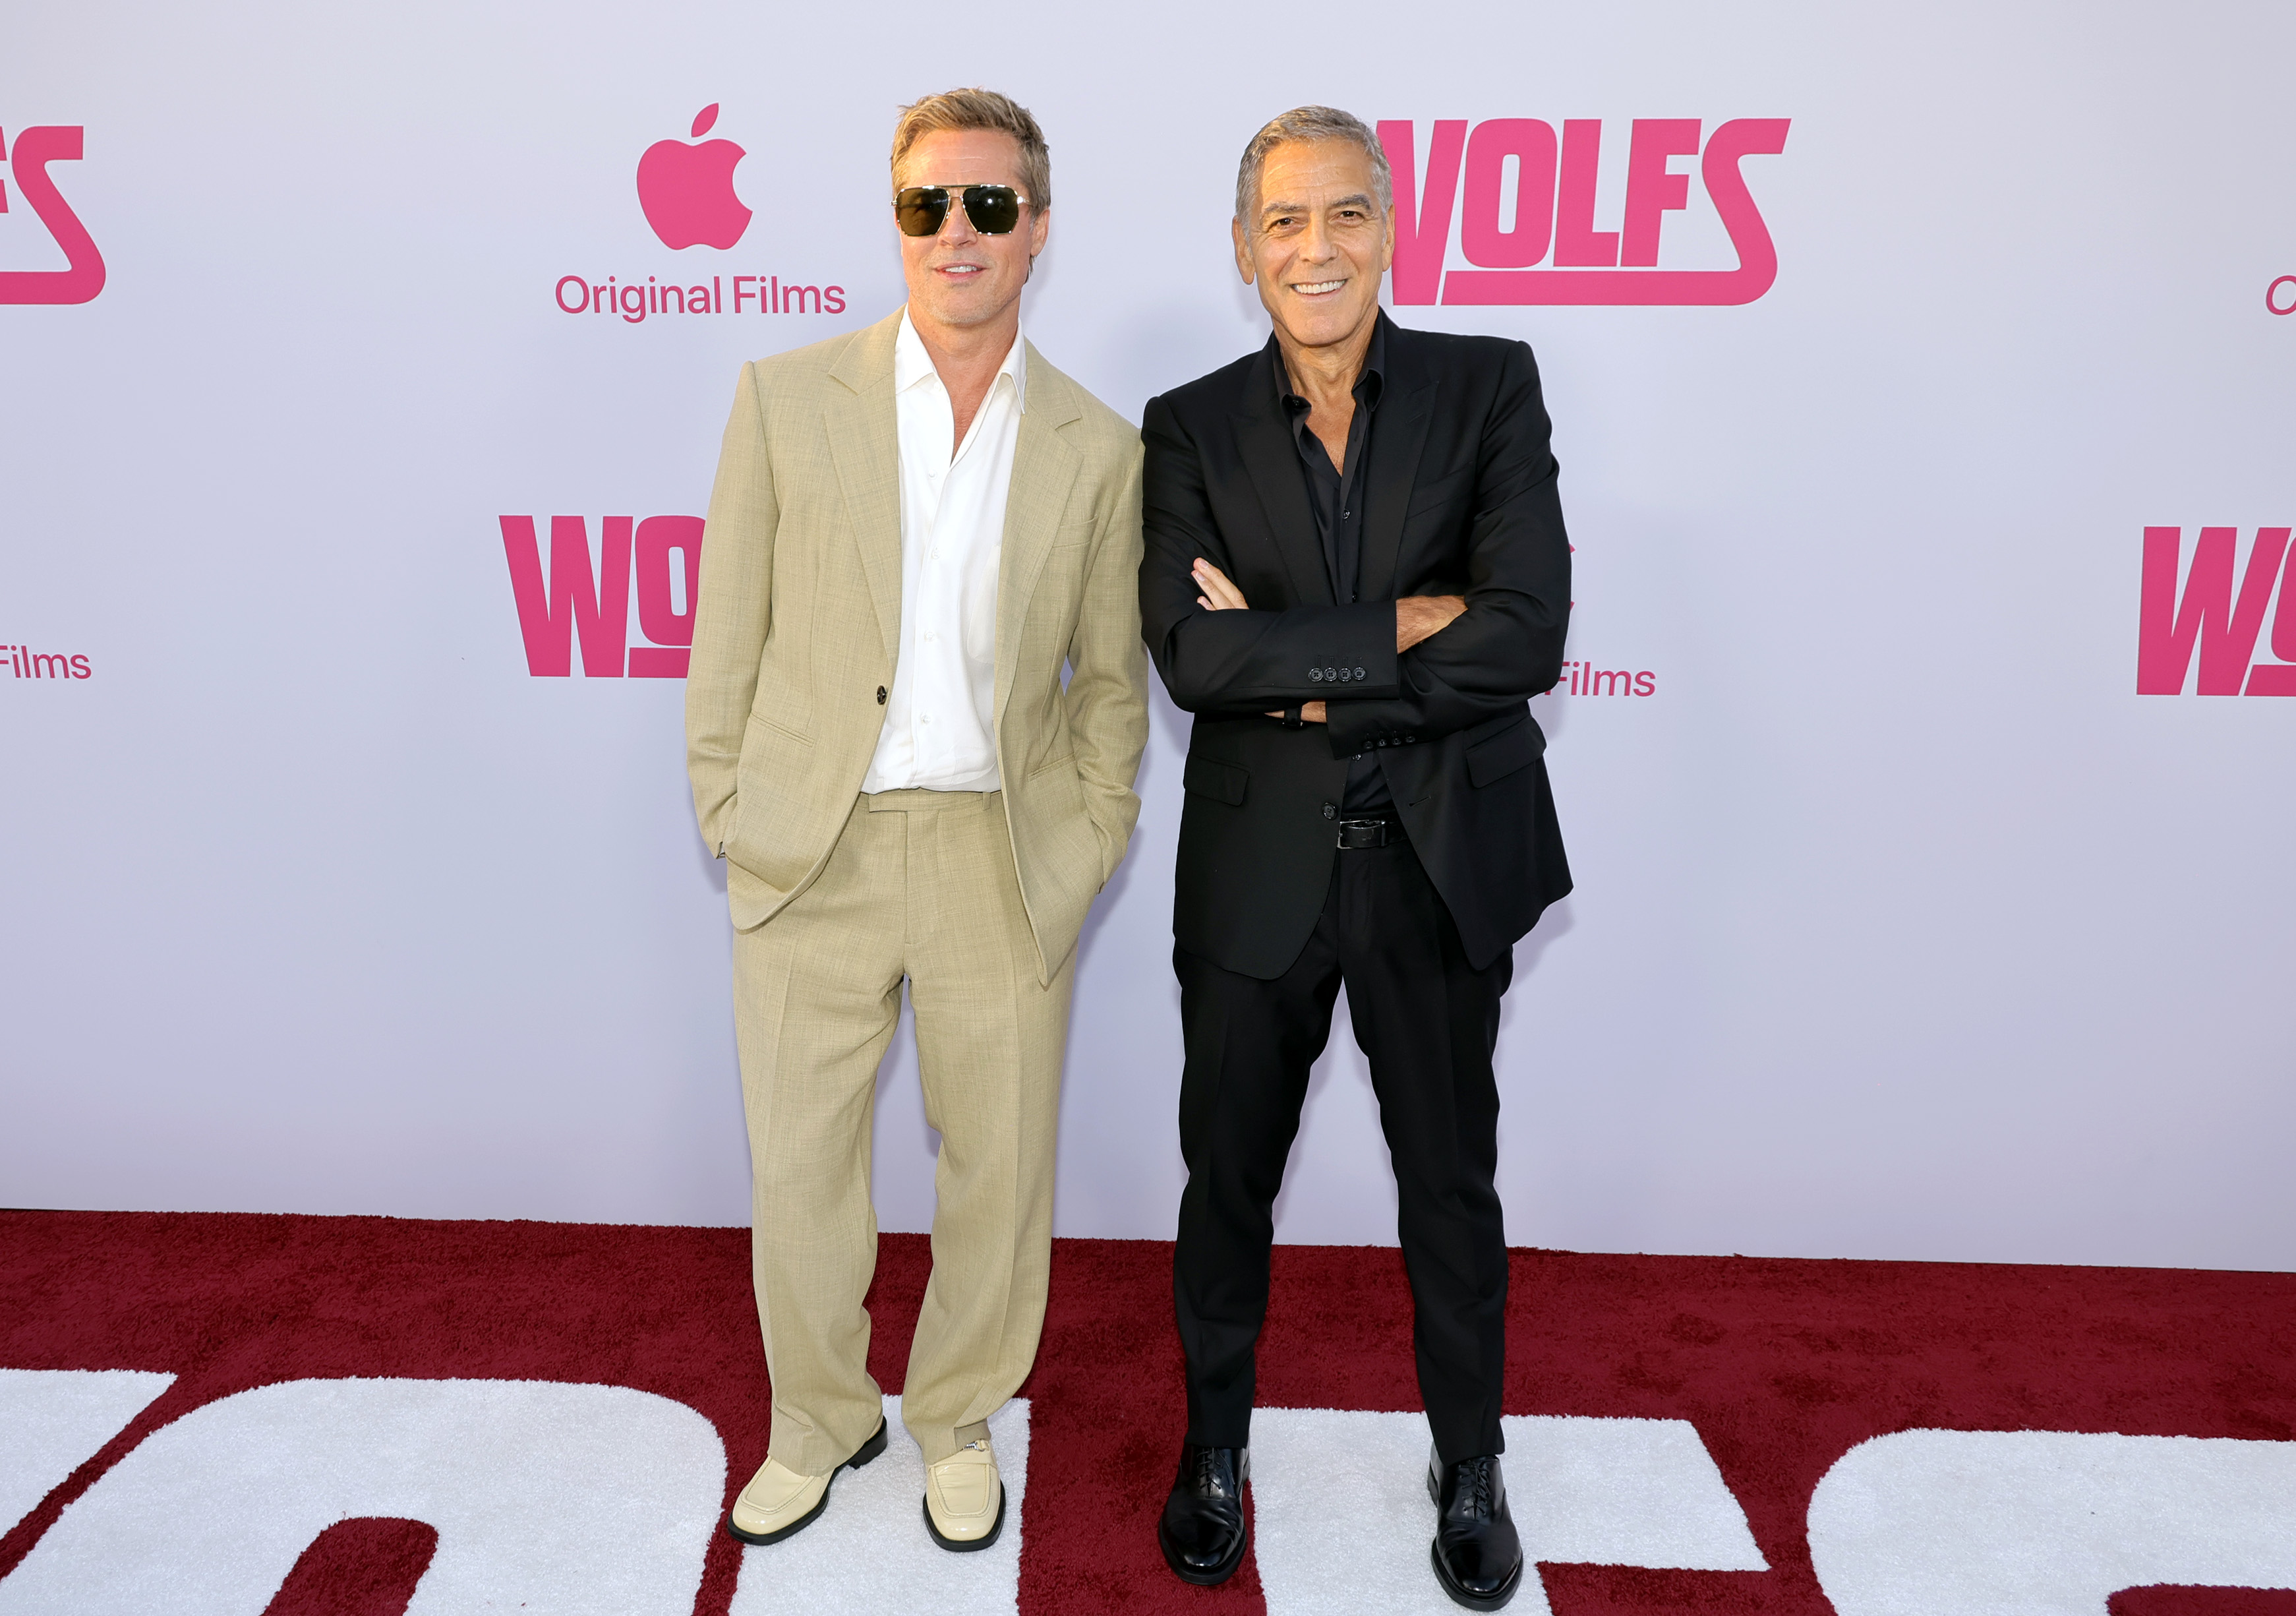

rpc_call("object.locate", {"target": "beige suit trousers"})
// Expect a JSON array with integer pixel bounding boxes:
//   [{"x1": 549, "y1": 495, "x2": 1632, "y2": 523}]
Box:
[{"x1": 733, "y1": 788, "x2": 1071, "y2": 1473}]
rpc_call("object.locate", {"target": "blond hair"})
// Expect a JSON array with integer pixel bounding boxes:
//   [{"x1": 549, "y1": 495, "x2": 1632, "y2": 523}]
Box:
[{"x1": 891, "y1": 87, "x2": 1051, "y2": 212}]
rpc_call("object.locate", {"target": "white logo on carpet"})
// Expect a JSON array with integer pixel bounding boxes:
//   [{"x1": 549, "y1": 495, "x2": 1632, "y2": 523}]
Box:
[
  {"x1": 7, "y1": 1378, "x2": 2296, "y2": 1612},
  {"x1": 0, "y1": 1378, "x2": 726, "y2": 1616},
  {"x1": 1809, "y1": 1428, "x2": 2296, "y2": 1614},
  {"x1": 1250, "y1": 1408, "x2": 1767, "y2": 1615},
  {"x1": 0, "y1": 1368, "x2": 175, "y2": 1540}
]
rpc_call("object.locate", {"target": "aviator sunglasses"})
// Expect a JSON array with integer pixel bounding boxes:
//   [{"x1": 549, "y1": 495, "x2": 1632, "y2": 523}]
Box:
[{"x1": 894, "y1": 183, "x2": 1030, "y2": 237}]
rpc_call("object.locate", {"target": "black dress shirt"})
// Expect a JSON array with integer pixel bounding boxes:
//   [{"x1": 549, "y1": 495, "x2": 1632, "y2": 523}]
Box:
[{"x1": 1279, "y1": 322, "x2": 1393, "y2": 813}]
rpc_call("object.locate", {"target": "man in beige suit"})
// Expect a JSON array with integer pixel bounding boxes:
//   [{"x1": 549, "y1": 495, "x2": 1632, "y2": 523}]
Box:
[{"x1": 685, "y1": 87, "x2": 1149, "y2": 1551}]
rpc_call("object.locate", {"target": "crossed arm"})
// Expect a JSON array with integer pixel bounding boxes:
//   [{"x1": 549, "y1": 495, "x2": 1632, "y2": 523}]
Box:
[
  {"x1": 1189, "y1": 556, "x2": 1463, "y2": 721},
  {"x1": 1142, "y1": 343, "x2": 1569, "y2": 750}
]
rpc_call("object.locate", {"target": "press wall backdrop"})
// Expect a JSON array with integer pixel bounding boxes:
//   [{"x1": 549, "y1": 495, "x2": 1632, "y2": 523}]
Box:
[{"x1": 6, "y1": 0, "x2": 2293, "y2": 1271}]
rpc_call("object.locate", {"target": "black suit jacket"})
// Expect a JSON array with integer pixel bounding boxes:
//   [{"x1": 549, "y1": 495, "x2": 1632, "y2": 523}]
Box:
[{"x1": 1140, "y1": 314, "x2": 1572, "y2": 978}]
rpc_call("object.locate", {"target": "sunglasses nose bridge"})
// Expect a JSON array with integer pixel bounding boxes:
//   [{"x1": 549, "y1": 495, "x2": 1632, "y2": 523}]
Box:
[{"x1": 939, "y1": 195, "x2": 982, "y2": 242}]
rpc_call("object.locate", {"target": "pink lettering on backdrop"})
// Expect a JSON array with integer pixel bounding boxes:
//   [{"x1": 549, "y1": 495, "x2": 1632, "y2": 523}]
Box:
[
  {"x1": 1620, "y1": 119, "x2": 1703, "y2": 267},
  {"x1": 2247, "y1": 525, "x2": 2296, "y2": 694},
  {"x1": 1380, "y1": 120, "x2": 1466, "y2": 307},
  {"x1": 1552, "y1": 120, "x2": 1618, "y2": 268},
  {"x1": 630, "y1": 515, "x2": 704, "y2": 678},
  {"x1": 1459, "y1": 120, "x2": 1558, "y2": 269},
  {"x1": 0, "y1": 126, "x2": 107, "y2": 306},
  {"x1": 2136, "y1": 525, "x2": 2293, "y2": 695},
  {"x1": 1422, "y1": 117, "x2": 1792, "y2": 307},
  {"x1": 500, "y1": 516, "x2": 632, "y2": 677}
]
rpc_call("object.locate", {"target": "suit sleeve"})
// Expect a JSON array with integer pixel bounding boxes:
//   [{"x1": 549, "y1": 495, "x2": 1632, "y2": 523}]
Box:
[
  {"x1": 1065, "y1": 436, "x2": 1152, "y2": 886},
  {"x1": 684, "y1": 362, "x2": 779, "y2": 856},
  {"x1": 1139, "y1": 393, "x2": 1399, "y2": 714},
  {"x1": 1322, "y1": 341, "x2": 1570, "y2": 756}
]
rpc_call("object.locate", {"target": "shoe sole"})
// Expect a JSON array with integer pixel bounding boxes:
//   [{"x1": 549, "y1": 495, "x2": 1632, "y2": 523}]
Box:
[
  {"x1": 724, "y1": 1417, "x2": 890, "y2": 1546},
  {"x1": 1426, "y1": 1468, "x2": 1523, "y2": 1611},
  {"x1": 922, "y1": 1478, "x2": 1007, "y2": 1552},
  {"x1": 1428, "y1": 1542, "x2": 1523, "y2": 1612}
]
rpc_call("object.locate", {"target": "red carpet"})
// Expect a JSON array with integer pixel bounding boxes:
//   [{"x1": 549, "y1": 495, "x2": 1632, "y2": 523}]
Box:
[{"x1": 2, "y1": 1211, "x2": 2293, "y2": 1613}]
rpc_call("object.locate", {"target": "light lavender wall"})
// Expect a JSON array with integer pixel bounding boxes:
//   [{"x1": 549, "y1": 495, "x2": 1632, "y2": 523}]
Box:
[{"x1": 5, "y1": 0, "x2": 2292, "y2": 1270}]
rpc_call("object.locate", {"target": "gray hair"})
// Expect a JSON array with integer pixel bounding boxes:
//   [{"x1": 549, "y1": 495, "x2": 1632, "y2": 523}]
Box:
[{"x1": 1234, "y1": 105, "x2": 1393, "y2": 225}]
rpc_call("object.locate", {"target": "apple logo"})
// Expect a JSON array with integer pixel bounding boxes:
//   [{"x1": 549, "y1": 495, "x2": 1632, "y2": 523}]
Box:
[{"x1": 636, "y1": 104, "x2": 751, "y2": 250}]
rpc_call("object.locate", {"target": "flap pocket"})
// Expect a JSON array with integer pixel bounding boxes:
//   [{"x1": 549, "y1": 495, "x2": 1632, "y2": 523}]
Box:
[
  {"x1": 1183, "y1": 755, "x2": 1249, "y2": 806},
  {"x1": 1465, "y1": 717, "x2": 1542, "y2": 788}
]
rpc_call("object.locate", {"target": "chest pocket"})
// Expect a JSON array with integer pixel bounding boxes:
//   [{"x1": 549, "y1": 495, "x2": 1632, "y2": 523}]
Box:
[{"x1": 1405, "y1": 466, "x2": 1475, "y2": 522}]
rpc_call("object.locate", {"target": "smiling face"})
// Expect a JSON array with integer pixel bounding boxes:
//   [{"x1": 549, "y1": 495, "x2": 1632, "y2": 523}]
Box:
[
  {"x1": 897, "y1": 127, "x2": 1049, "y2": 338},
  {"x1": 1233, "y1": 138, "x2": 1395, "y2": 356}
]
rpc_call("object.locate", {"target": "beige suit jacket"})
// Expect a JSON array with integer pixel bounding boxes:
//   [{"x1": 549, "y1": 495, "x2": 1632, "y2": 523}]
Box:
[{"x1": 686, "y1": 310, "x2": 1150, "y2": 982}]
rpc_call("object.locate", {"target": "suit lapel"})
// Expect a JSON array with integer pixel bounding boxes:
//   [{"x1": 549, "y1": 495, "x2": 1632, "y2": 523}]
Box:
[
  {"x1": 1359, "y1": 323, "x2": 1438, "y2": 603},
  {"x1": 825, "y1": 312, "x2": 906, "y2": 674},
  {"x1": 995, "y1": 342, "x2": 1082, "y2": 723},
  {"x1": 1237, "y1": 342, "x2": 1334, "y2": 607}
]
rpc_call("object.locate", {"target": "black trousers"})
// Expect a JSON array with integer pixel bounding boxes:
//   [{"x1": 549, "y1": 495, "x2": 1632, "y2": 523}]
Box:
[{"x1": 1171, "y1": 832, "x2": 1514, "y2": 1465}]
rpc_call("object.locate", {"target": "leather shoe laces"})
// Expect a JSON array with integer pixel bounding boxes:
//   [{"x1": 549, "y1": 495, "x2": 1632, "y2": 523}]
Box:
[
  {"x1": 1454, "y1": 1455, "x2": 1496, "y2": 1517},
  {"x1": 1189, "y1": 1443, "x2": 1241, "y2": 1500}
]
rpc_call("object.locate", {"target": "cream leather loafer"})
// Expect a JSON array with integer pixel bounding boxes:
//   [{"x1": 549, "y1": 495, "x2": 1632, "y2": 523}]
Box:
[
  {"x1": 726, "y1": 1417, "x2": 887, "y2": 1545},
  {"x1": 922, "y1": 1435, "x2": 1005, "y2": 1551}
]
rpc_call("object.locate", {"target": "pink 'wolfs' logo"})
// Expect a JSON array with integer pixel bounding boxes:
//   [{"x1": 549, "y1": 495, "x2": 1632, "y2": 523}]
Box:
[
  {"x1": 636, "y1": 105, "x2": 751, "y2": 251},
  {"x1": 2138, "y1": 526, "x2": 2296, "y2": 696},
  {"x1": 1378, "y1": 117, "x2": 1790, "y2": 307},
  {"x1": 0, "y1": 123, "x2": 106, "y2": 305}
]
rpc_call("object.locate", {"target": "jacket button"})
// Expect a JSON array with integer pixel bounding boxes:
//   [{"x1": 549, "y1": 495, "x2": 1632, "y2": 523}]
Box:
[
  {"x1": 875, "y1": 686, "x2": 887, "y2": 705},
  {"x1": 1322, "y1": 802, "x2": 1337, "y2": 820},
  {"x1": 1309, "y1": 667, "x2": 1323, "y2": 682},
  {"x1": 1354, "y1": 667, "x2": 1366, "y2": 679},
  {"x1": 1323, "y1": 666, "x2": 1338, "y2": 680}
]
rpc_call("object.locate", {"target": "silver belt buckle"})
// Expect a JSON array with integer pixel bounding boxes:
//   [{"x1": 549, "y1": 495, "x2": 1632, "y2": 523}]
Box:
[{"x1": 1336, "y1": 818, "x2": 1392, "y2": 850}]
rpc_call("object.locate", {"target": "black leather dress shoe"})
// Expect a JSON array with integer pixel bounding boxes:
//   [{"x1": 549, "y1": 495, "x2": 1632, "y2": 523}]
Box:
[
  {"x1": 1157, "y1": 1442, "x2": 1250, "y2": 1585},
  {"x1": 1428, "y1": 1451, "x2": 1525, "y2": 1610}
]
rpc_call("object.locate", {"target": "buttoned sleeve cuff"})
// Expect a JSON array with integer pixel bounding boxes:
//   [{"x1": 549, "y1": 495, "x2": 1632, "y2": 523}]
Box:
[
  {"x1": 1323, "y1": 682, "x2": 1425, "y2": 757},
  {"x1": 1285, "y1": 602, "x2": 1396, "y2": 702}
]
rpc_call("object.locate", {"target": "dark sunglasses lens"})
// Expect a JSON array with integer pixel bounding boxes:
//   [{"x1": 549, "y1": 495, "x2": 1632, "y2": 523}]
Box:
[
  {"x1": 894, "y1": 188, "x2": 949, "y2": 237},
  {"x1": 961, "y1": 186, "x2": 1022, "y2": 234}
]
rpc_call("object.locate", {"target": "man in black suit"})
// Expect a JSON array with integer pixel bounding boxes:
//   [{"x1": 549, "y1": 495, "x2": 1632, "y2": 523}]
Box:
[{"x1": 1139, "y1": 105, "x2": 1572, "y2": 1611}]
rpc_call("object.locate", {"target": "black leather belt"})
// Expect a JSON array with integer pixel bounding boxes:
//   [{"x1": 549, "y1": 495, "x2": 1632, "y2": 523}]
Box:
[{"x1": 1336, "y1": 817, "x2": 1398, "y2": 849}]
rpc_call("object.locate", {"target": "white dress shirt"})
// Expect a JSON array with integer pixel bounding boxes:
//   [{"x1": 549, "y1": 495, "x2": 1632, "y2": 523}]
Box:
[{"x1": 861, "y1": 309, "x2": 1026, "y2": 794}]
